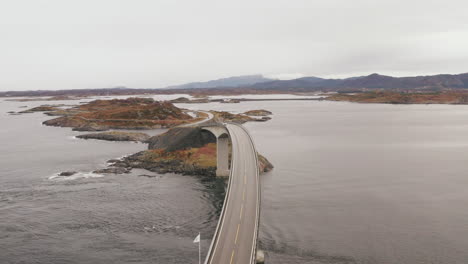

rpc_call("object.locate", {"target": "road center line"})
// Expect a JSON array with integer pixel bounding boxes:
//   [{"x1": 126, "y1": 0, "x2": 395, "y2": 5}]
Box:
[
  {"x1": 230, "y1": 250, "x2": 235, "y2": 264},
  {"x1": 235, "y1": 223, "x2": 240, "y2": 244},
  {"x1": 240, "y1": 204, "x2": 244, "y2": 219}
]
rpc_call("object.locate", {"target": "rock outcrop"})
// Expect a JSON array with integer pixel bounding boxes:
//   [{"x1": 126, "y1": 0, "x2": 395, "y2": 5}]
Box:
[
  {"x1": 212, "y1": 110, "x2": 273, "y2": 123},
  {"x1": 42, "y1": 98, "x2": 195, "y2": 131},
  {"x1": 170, "y1": 97, "x2": 210, "y2": 104},
  {"x1": 212, "y1": 111, "x2": 255, "y2": 124},
  {"x1": 244, "y1": 109, "x2": 273, "y2": 116},
  {"x1": 327, "y1": 91, "x2": 468, "y2": 104},
  {"x1": 93, "y1": 167, "x2": 131, "y2": 174},
  {"x1": 109, "y1": 127, "x2": 273, "y2": 176},
  {"x1": 19, "y1": 105, "x2": 60, "y2": 113},
  {"x1": 258, "y1": 154, "x2": 274, "y2": 172},
  {"x1": 147, "y1": 127, "x2": 216, "y2": 151},
  {"x1": 58, "y1": 171, "x2": 77, "y2": 176},
  {"x1": 111, "y1": 143, "x2": 218, "y2": 176},
  {"x1": 76, "y1": 131, "x2": 150, "y2": 142}
]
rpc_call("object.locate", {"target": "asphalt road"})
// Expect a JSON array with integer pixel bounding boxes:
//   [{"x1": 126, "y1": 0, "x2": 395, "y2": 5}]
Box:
[
  {"x1": 206, "y1": 123, "x2": 260, "y2": 264},
  {"x1": 180, "y1": 111, "x2": 214, "y2": 127}
]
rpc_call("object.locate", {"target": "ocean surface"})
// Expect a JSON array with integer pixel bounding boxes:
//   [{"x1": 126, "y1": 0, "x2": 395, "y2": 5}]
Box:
[{"x1": 2, "y1": 95, "x2": 468, "y2": 264}]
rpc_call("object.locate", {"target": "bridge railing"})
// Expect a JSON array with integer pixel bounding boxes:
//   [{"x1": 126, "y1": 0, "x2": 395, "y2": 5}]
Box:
[
  {"x1": 203, "y1": 126, "x2": 234, "y2": 264},
  {"x1": 203, "y1": 122, "x2": 261, "y2": 264},
  {"x1": 233, "y1": 123, "x2": 261, "y2": 264}
]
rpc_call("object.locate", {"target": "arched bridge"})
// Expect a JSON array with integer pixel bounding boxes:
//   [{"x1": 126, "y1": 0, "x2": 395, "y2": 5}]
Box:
[{"x1": 202, "y1": 122, "x2": 261, "y2": 264}]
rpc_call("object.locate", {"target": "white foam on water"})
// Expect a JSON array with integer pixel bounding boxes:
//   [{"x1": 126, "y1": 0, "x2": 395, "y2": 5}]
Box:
[{"x1": 48, "y1": 172, "x2": 104, "y2": 181}]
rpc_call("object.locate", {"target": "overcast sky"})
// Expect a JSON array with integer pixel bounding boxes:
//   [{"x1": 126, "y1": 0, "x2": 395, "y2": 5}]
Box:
[{"x1": 1, "y1": 0, "x2": 468, "y2": 91}]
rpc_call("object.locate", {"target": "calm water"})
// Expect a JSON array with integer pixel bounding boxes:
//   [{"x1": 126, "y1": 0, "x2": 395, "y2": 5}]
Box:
[{"x1": 2, "y1": 97, "x2": 468, "y2": 263}]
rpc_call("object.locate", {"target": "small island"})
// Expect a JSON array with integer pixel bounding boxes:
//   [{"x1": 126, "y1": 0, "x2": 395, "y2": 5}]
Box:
[
  {"x1": 244, "y1": 109, "x2": 273, "y2": 116},
  {"x1": 326, "y1": 91, "x2": 468, "y2": 104},
  {"x1": 17, "y1": 97, "x2": 275, "y2": 178},
  {"x1": 41, "y1": 98, "x2": 196, "y2": 131}
]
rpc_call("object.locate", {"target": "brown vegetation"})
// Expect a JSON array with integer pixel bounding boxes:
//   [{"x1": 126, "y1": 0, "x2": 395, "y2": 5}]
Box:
[
  {"x1": 244, "y1": 109, "x2": 273, "y2": 116},
  {"x1": 110, "y1": 126, "x2": 273, "y2": 176},
  {"x1": 42, "y1": 98, "x2": 195, "y2": 131},
  {"x1": 327, "y1": 91, "x2": 468, "y2": 104},
  {"x1": 19, "y1": 106, "x2": 61, "y2": 113}
]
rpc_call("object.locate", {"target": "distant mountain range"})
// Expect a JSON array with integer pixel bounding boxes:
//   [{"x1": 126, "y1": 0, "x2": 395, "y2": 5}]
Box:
[
  {"x1": 165, "y1": 74, "x2": 274, "y2": 89},
  {"x1": 247, "y1": 73, "x2": 468, "y2": 91},
  {"x1": 2, "y1": 73, "x2": 468, "y2": 97}
]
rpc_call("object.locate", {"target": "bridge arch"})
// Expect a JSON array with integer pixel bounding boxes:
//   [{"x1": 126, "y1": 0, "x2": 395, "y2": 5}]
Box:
[{"x1": 202, "y1": 126, "x2": 230, "y2": 177}]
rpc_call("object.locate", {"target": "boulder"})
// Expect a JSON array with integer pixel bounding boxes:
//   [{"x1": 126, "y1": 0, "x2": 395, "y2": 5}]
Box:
[
  {"x1": 93, "y1": 167, "x2": 131, "y2": 174},
  {"x1": 58, "y1": 171, "x2": 77, "y2": 176}
]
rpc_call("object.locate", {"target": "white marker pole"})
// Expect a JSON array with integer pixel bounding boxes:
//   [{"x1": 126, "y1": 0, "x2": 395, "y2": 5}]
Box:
[{"x1": 194, "y1": 233, "x2": 201, "y2": 264}]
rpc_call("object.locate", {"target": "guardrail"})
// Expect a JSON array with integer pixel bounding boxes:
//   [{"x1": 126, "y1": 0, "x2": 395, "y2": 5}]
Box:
[
  {"x1": 203, "y1": 122, "x2": 261, "y2": 264},
  {"x1": 203, "y1": 126, "x2": 234, "y2": 264},
  {"x1": 234, "y1": 123, "x2": 261, "y2": 264}
]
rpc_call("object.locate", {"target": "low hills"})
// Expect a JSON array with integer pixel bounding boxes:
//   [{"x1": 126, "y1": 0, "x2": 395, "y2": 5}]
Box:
[
  {"x1": 2, "y1": 72, "x2": 468, "y2": 97},
  {"x1": 165, "y1": 74, "x2": 274, "y2": 89},
  {"x1": 248, "y1": 73, "x2": 468, "y2": 91}
]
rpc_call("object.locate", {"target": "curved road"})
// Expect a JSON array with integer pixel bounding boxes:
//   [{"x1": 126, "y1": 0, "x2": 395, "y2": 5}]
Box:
[
  {"x1": 180, "y1": 111, "x2": 214, "y2": 127},
  {"x1": 205, "y1": 123, "x2": 260, "y2": 264}
]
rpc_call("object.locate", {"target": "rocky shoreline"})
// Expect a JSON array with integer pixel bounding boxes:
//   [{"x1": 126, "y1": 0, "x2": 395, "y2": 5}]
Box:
[
  {"x1": 13, "y1": 97, "x2": 274, "y2": 178},
  {"x1": 76, "y1": 131, "x2": 150, "y2": 142},
  {"x1": 40, "y1": 98, "x2": 196, "y2": 131},
  {"x1": 326, "y1": 91, "x2": 468, "y2": 104},
  {"x1": 102, "y1": 127, "x2": 273, "y2": 176}
]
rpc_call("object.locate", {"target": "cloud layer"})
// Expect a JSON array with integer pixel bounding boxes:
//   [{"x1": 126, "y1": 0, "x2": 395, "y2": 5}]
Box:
[{"x1": 1, "y1": 0, "x2": 467, "y2": 90}]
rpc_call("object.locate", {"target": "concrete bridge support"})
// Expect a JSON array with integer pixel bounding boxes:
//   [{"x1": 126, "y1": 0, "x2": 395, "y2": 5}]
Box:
[
  {"x1": 202, "y1": 126, "x2": 230, "y2": 177},
  {"x1": 216, "y1": 134, "x2": 230, "y2": 177}
]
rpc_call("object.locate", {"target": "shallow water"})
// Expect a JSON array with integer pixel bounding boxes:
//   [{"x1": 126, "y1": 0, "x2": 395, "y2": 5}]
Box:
[{"x1": 2, "y1": 96, "x2": 468, "y2": 263}]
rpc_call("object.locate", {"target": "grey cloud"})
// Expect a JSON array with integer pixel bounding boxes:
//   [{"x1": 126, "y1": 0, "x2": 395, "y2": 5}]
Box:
[{"x1": 0, "y1": 0, "x2": 467, "y2": 90}]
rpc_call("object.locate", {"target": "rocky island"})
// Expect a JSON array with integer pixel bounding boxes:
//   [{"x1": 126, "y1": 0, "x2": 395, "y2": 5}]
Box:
[
  {"x1": 42, "y1": 98, "x2": 196, "y2": 131},
  {"x1": 244, "y1": 109, "x2": 273, "y2": 116},
  {"x1": 17, "y1": 97, "x2": 274, "y2": 178},
  {"x1": 211, "y1": 110, "x2": 273, "y2": 123},
  {"x1": 108, "y1": 127, "x2": 273, "y2": 176},
  {"x1": 19, "y1": 105, "x2": 61, "y2": 113}
]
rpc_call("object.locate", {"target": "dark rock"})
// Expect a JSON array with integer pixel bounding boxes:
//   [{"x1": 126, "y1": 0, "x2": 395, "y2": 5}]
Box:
[
  {"x1": 253, "y1": 116, "x2": 272, "y2": 122},
  {"x1": 93, "y1": 167, "x2": 131, "y2": 174},
  {"x1": 170, "y1": 97, "x2": 210, "y2": 104},
  {"x1": 258, "y1": 154, "x2": 274, "y2": 173},
  {"x1": 170, "y1": 97, "x2": 191, "y2": 103},
  {"x1": 221, "y1": 99, "x2": 240, "y2": 103},
  {"x1": 147, "y1": 127, "x2": 216, "y2": 151},
  {"x1": 72, "y1": 124, "x2": 109, "y2": 132},
  {"x1": 138, "y1": 174, "x2": 160, "y2": 178},
  {"x1": 19, "y1": 106, "x2": 59, "y2": 113},
  {"x1": 76, "y1": 131, "x2": 150, "y2": 142},
  {"x1": 244, "y1": 109, "x2": 273, "y2": 116},
  {"x1": 58, "y1": 171, "x2": 77, "y2": 176}
]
